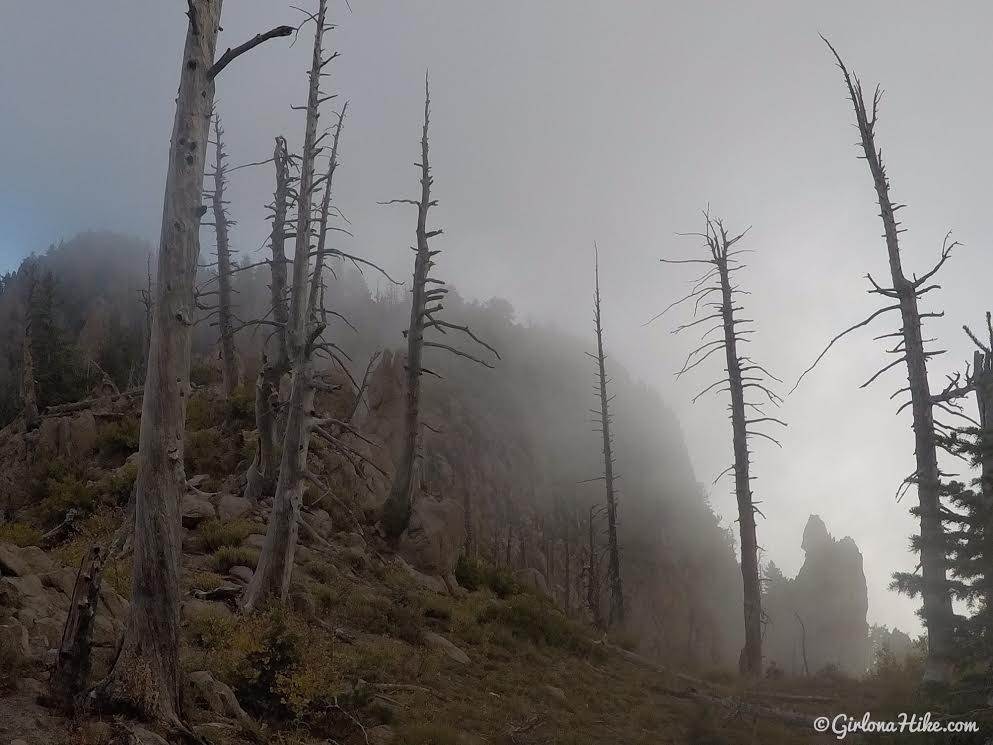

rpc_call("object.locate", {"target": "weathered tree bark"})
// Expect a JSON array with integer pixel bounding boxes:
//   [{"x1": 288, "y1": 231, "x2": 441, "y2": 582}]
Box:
[
  {"x1": 823, "y1": 40, "x2": 954, "y2": 684},
  {"x1": 242, "y1": 0, "x2": 329, "y2": 611},
  {"x1": 244, "y1": 136, "x2": 292, "y2": 504},
  {"x1": 94, "y1": 2, "x2": 291, "y2": 726},
  {"x1": 49, "y1": 545, "x2": 104, "y2": 713},
  {"x1": 591, "y1": 249, "x2": 624, "y2": 626},
  {"x1": 381, "y1": 80, "x2": 497, "y2": 542},
  {"x1": 210, "y1": 112, "x2": 241, "y2": 399}
]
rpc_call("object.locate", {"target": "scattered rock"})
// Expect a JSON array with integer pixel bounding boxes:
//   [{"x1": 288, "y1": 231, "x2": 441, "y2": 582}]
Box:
[
  {"x1": 424, "y1": 630, "x2": 470, "y2": 665},
  {"x1": 543, "y1": 684, "x2": 573, "y2": 709},
  {"x1": 181, "y1": 494, "x2": 216, "y2": 528},
  {"x1": 366, "y1": 725, "x2": 395, "y2": 745},
  {"x1": 308, "y1": 508, "x2": 333, "y2": 536},
  {"x1": 68, "y1": 411, "x2": 99, "y2": 456},
  {"x1": 0, "y1": 542, "x2": 52, "y2": 577},
  {"x1": 15, "y1": 677, "x2": 45, "y2": 697},
  {"x1": 78, "y1": 720, "x2": 115, "y2": 744},
  {"x1": 0, "y1": 621, "x2": 30, "y2": 656},
  {"x1": 194, "y1": 722, "x2": 237, "y2": 745},
  {"x1": 341, "y1": 531, "x2": 366, "y2": 551},
  {"x1": 188, "y1": 670, "x2": 260, "y2": 738},
  {"x1": 227, "y1": 566, "x2": 254, "y2": 585},
  {"x1": 341, "y1": 546, "x2": 369, "y2": 571},
  {"x1": 395, "y1": 556, "x2": 447, "y2": 594},
  {"x1": 217, "y1": 493, "x2": 250, "y2": 522}
]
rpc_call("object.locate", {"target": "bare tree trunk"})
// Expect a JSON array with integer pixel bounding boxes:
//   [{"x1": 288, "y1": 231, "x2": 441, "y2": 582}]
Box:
[
  {"x1": 21, "y1": 297, "x2": 38, "y2": 430},
  {"x1": 242, "y1": 0, "x2": 329, "y2": 611},
  {"x1": 795, "y1": 612, "x2": 809, "y2": 676},
  {"x1": 381, "y1": 90, "x2": 432, "y2": 542},
  {"x1": 95, "y1": 2, "x2": 290, "y2": 725},
  {"x1": 586, "y1": 505, "x2": 602, "y2": 627},
  {"x1": 592, "y1": 249, "x2": 624, "y2": 626},
  {"x1": 210, "y1": 113, "x2": 240, "y2": 398},
  {"x1": 655, "y1": 216, "x2": 783, "y2": 675},
  {"x1": 717, "y1": 252, "x2": 762, "y2": 675},
  {"x1": 564, "y1": 522, "x2": 572, "y2": 615},
  {"x1": 381, "y1": 80, "x2": 497, "y2": 541},
  {"x1": 824, "y1": 41, "x2": 954, "y2": 684},
  {"x1": 245, "y1": 136, "x2": 292, "y2": 504},
  {"x1": 96, "y1": 4, "x2": 222, "y2": 723},
  {"x1": 49, "y1": 545, "x2": 104, "y2": 713}
]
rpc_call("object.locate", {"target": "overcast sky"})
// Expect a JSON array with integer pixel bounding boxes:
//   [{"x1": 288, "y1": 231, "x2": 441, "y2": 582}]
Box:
[{"x1": 3, "y1": 1, "x2": 992, "y2": 634}]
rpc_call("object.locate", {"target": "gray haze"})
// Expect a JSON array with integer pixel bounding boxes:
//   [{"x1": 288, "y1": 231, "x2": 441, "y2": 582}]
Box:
[{"x1": 3, "y1": 1, "x2": 991, "y2": 635}]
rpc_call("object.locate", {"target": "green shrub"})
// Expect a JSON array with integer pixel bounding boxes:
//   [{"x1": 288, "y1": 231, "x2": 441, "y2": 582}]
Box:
[
  {"x1": 198, "y1": 519, "x2": 252, "y2": 552},
  {"x1": 96, "y1": 416, "x2": 140, "y2": 457},
  {"x1": 211, "y1": 546, "x2": 259, "y2": 572},
  {"x1": 190, "y1": 362, "x2": 221, "y2": 387},
  {"x1": 0, "y1": 523, "x2": 42, "y2": 547},
  {"x1": 185, "y1": 429, "x2": 228, "y2": 478},
  {"x1": 231, "y1": 609, "x2": 302, "y2": 721},
  {"x1": 186, "y1": 604, "x2": 238, "y2": 648},
  {"x1": 455, "y1": 556, "x2": 518, "y2": 598},
  {"x1": 478, "y1": 595, "x2": 588, "y2": 653},
  {"x1": 189, "y1": 571, "x2": 226, "y2": 593}
]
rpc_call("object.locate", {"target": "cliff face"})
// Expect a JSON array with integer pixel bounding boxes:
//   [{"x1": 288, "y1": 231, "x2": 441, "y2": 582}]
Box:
[
  {"x1": 764, "y1": 515, "x2": 871, "y2": 676},
  {"x1": 1, "y1": 237, "x2": 747, "y2": 670},
  {"x1": 357, "y1": 295, "x2": 744, "y2": 669}
]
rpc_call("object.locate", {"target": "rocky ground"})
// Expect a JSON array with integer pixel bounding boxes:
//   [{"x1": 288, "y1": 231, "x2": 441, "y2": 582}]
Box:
[{"x1": 0, "y1": 388, "x2": 898, "y2": 745}]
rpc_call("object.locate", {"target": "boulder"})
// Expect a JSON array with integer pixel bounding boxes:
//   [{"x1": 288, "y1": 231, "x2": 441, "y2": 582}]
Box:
[
  {"x1": 423, "y1": 630, "x2": 470, "y2": 665},
  {"x1": 68, "y1": 411, "x2": 99, "y2": 456},
  {"x1": 366, "y1": 726, "x2": 395, "y2": 745},
  {"x1": 217, "y1": 493, "x2": 250, "y2": 522},
  {"x1": 308, "y1": 508, "x2": 333, "y2": 536},
  {"x1": 188, "y1": 670, "x2": 259, "y2": 738},
  {"x1": 227, "y1": 566, "x2": 254, "y2": 585},
  {"x1": 395, "y1": 556, "x2": 447, "y2": 594},
  {"x1": 0, "y1": 543, "x2": 52, "y2": 577},
  {"x1": 181, "y1": 494, "x2": 216, "y2": 528},
  {"x1": 515, "y1": 567, "x2": 549, "y2": 597},
  {"x1": 397, "y1": 495, "x2": 465, "y2": 578},
  {"x1": 0, "y1": 621, "x2": 30, "y2": 657},
  {"x1": 244, "y1": 534, "x2": 266, "y2": 551}
]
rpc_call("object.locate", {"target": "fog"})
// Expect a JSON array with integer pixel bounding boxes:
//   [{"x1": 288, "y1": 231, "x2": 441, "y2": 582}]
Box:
[{"x1": 4, "y1": 1, "x2": 993, "y2": 634}]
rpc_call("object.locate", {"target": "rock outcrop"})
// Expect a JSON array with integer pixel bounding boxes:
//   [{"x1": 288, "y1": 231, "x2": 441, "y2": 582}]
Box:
[{"x1": 763, "y1": 515, "x2": 871, "y2": 676}]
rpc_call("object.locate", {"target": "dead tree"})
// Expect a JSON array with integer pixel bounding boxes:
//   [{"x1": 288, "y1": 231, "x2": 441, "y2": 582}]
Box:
[
  {"x1": 244, "y1": 135, "x2": 294, "y2": 504},
  {"x1": 94, "y1": 2, "x2": 291, "y2": 727},
  {"x1": 48, "y1": 545, "x2": 103, "y2": 713},
  {"x1": 589, "y1": 247, "x2": 624, "y2": 625},
  {"x1": 20, "y1": 265, "x2": 39, "y2": 429},
  {"x1": 583, "y1": 503, "x2": 607, "y2": 627},
  {"x1": 651, "y1": 213, "x2": 784, "y2": 675},
  {"x1": 243, "y1": 2, "x2": 380, "y2": 610},
  {"x1": 794, "y1": 39, "x2": 956, "y2": 684},
  {"x1": 208, "y1": 112, "x2": 241, "y2": 398},
  {"x1": 379, "y1": 78, "x2": 499, "y2": 542},
  {"x1": 794, "y1": 612, "x2": 809, "y2": 676}
]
